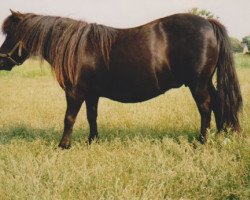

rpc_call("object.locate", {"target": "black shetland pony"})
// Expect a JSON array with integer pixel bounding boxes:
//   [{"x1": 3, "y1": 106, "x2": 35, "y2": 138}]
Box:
[{"x1": 0, "y1": 10, "x2": 242, "y2": 148}]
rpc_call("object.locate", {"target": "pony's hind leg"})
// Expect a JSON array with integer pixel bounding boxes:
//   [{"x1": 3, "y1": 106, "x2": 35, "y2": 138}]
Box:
[
  {"x1": 209, "y1": 83, "x2": 222, "y2": 132},
  {"x1": 85, "y1": 96, "x2": 99, "y2": 144},
  {"x1": 59, "y1": 93, "x2": 84, "y2": 149},
  {"x1": 190, "y1": 84, "x2": 212, "y2": 143}
]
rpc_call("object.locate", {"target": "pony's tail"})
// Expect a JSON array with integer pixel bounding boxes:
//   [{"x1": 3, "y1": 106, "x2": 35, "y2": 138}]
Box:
[{"x1": 209, "y1": 19, "x2": 243, "y2": 131}]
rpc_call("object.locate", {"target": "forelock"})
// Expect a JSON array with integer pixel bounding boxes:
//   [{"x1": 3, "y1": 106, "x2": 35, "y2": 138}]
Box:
[
  {"x1": 2, "y1": 15, "x2": 13, "y2": 34},
  {"x1": 2, "y1": 13, "x2": 24, "y2": 35}
]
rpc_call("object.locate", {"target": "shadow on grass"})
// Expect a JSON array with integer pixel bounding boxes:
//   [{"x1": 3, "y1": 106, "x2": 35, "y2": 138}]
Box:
[
  {"x1": 0, "y1": 124, "x2": 198, "y2": 145},
  {"x1": 0, "y1": 126, "x2": 62, "y2": 145}
]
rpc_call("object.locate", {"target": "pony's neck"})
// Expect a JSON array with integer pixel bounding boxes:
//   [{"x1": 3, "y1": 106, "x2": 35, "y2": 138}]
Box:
[{"x1": 20, "y1": 15, "x2": 83, "y2": 66}]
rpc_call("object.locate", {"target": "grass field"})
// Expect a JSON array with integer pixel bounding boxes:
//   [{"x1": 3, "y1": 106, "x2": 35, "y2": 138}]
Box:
[{"x1": 0, "y1": 54, "x2": 249, "y2": 199}]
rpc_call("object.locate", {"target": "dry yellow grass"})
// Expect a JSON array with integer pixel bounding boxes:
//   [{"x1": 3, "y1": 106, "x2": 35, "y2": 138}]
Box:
[{"x1": 0, "y1": 59, "x2": 249, "y2": 199}]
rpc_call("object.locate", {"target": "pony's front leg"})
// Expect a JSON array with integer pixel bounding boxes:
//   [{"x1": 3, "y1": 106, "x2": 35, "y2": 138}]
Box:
[
  {"x1": 85, "y1": 96, "x2": 99, "y2": 144},
  {"x1": 59, "y1": 93, "x2": 84, "y2": 149}
]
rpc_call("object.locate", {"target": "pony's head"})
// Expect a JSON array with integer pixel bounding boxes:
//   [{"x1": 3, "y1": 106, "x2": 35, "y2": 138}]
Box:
[{"x1": 0, "y1": 10, "x2": 28, "y2": 71}]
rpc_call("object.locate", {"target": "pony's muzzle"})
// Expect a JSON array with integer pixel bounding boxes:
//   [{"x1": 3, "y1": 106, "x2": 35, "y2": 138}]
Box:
[{"x1": 0, "y1": 59, "x2": 13, "y2": 71}]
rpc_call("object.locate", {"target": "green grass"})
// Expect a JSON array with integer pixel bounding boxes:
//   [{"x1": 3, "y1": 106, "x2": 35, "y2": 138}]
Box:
[{"x1": 0, "y1": 57, "x2": 249, "y2": 199}]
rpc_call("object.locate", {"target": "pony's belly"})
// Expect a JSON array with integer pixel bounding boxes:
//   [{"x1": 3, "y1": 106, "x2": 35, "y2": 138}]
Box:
[
  {"x1": 97, "y1": 73, "x2": 182, "y2": 103},
  {"x1": 102, "y1": 92, "x2": 163, "y2": 103},
  {"x1": 100, "y1": 86, "x2": 166, "y2": 103}
]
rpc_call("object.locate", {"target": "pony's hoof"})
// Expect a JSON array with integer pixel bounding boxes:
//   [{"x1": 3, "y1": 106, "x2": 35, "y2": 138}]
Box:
[
  {"x1": 199, "y1": 135, "x2": 207, "y2": 144},
  {"x1": 87, "y1": 137, "x2": 99, "y2": 145},
  {"x1": 87, "y1": 138, "x2": 93, "y2": 145},
  {"x1": 58, "y1": 143, "x2": 71, "y2": 149}
]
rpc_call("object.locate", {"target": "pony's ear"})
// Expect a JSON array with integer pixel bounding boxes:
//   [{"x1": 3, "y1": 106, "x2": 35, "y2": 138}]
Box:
[{"x1": 10, "y1": 9, "x2": 24, "y2": 20}]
